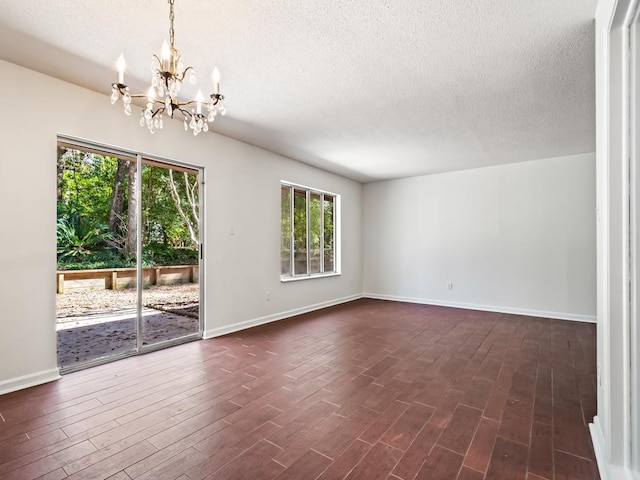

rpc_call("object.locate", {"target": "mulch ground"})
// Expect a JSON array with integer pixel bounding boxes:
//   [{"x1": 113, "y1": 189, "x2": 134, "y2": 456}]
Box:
[
  {"x1": 57, "y1": 283, "x2": 199, "y2": 317},
  {"x1": 56, "y1": 284, "x2": 200, "y2": 369}
]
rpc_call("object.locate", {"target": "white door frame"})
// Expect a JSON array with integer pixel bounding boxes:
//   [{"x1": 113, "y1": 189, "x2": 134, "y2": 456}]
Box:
[
  {"x1": 593, "y1": 0, "x2": 640, "y2": 478},
  {"x1": 630, "y1": 7, "x2": 640, "y2": 476},
  {"x1": 56, "y1": 135, "x2": 205, "y2": 368}
]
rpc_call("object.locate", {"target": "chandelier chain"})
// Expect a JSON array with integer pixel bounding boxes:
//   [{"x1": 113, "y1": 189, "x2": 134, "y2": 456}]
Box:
[{"x1": 168, "y1": 0, "x2": 175, "y2": 48}]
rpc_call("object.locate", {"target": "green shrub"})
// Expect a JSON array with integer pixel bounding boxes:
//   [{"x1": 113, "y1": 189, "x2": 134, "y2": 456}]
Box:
[
  {"x1": 57, "y1": 214, "x2": 112, "y2": 259},
  {"x1": 57, "y1": 242, "x2": 198, "y2": 270},
  {"x1": 142, "y1": 243, "x2": 198, "y2": 267},
  {"x1": 57, "y1": 249, "x2": 133, "y2": 270}
]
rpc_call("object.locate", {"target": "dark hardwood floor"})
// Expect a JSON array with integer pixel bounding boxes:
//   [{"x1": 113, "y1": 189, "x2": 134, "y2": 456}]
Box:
[{"x1": 0, "y1": 299, "x2": 599, "y2": 479}]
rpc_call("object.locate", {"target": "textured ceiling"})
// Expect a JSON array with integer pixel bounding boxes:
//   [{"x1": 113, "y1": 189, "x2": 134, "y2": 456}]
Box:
[{"x1": 0, "y1": 0, "x2": 596, "y2": 182}]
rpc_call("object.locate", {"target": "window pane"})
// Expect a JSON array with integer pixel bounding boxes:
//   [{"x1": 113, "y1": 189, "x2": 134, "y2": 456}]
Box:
[
  {"x1": 293, "y1": 189, "x2": 307, "y2": 275},
  {"x1": 309, "y1": 193, "x2": 322, "y2": 274},
  {"x1": 323, "y1": 195, "x2": 335, "y2": 272},
  {"x1": 280, "y1": 186, "x2": 291, "y2": 275}
]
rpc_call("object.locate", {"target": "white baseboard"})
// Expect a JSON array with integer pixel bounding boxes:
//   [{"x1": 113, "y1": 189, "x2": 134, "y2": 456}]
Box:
[
  {"x1": 590, "y1": 416, "x2": 637, "y2": 480},
  {"x1": 362, "y1": 293, "x2": 597, "y2": 323},
  {"x1": 0, "y1": 368, "x2": 60, "y2": 396},
  {"x1": 591, "y1": 417, "x2": 610, "y2": 480},
  {"x1": 203, "y1": 294, "x2": 363, "y2": 339}
]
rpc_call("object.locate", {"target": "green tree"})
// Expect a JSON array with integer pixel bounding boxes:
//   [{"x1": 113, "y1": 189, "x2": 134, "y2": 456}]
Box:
[
  {"x1": 57, "y1": 149, "x2": 118, "y2": 223},
  {"x1": 57, "y1": 147, "x2": 200, "y2": 269}
]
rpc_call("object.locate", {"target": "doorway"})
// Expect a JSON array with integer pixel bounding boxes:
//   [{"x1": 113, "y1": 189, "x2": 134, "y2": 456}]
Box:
[{"x1": 56, "y1": 138, "x2": 203, "y2": 372}]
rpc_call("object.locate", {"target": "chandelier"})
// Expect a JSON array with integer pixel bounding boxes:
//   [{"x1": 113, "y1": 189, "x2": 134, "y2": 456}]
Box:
[{"x1": 110, "y1": 0, "x2": 226, "y2": 136}]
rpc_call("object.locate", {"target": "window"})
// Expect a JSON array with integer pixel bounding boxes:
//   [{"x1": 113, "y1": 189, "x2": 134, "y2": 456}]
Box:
[{"x1": 281, "y1": 182, "x2": 338, "y2": 279}]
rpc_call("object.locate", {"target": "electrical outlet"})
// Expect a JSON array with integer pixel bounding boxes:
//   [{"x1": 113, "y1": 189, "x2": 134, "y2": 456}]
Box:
[
  {"x1": 265, "y1": 291, "x2": 271, "y2": 301},
  {"x1": 447, "y1": 283, "x2": 454, "y2": 290}
]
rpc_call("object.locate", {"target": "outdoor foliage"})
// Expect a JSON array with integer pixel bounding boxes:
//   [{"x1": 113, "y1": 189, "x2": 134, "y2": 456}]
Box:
[
  {"x1": 58, "y1": 250, "x2": 133, "y2": 270},
  {"x1": 142, "y1": 243, "x2": 198, "y2": 266},
  {"x1": 57, "y1": 147, "x2": 199, "y2": 270},
  {"x1": 56, "y1": 215, "x2": 112, "y2": 259}
]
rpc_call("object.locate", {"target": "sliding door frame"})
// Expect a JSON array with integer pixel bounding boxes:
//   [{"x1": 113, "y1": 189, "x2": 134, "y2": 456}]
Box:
[
  {"x1": 57, "y1": 134, "x2": 204, "y2": 366},
  {"x1": 593, "y1": 1, "x2": 640, "y2": 476},
  {"x1": 138, "y1": 154, "x2": 204, "y2": 354},
  {"x1": 630, "y1": 8, "x2": 640, "y2": 475}
]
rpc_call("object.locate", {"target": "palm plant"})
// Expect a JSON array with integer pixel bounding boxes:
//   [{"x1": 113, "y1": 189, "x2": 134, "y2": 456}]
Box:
[{"x1": 57, "y1": 214, "x2": 111, "y2": 259}]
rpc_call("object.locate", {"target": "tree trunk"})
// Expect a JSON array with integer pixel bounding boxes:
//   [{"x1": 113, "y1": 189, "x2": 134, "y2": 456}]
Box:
[
  {"x1": 124, "y1": 160, "x2": 138, "y2": 256},
  {"x1": 168, "y1": 170, "x2": 199, "y2": 248},
  {"x1": 109, "y1": 159, "x2": 128, "y2": 235}
]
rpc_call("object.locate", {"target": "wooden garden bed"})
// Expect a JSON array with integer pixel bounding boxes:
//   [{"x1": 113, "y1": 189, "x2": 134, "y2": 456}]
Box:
[{"x1": 56, "y1": 265, "x2": 199, "y2": 294}]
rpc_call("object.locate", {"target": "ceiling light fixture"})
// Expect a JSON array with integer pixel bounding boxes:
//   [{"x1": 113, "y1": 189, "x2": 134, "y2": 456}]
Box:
[{"x1": 110, "y1": 0, "x2": 226, "y2": 136}]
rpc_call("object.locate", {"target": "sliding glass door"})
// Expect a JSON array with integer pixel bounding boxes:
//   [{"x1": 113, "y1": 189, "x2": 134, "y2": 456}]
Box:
[
  {"x1": 56, "y1": 146, "x2": 139, "y2": 369},
  {"x1": 140, "y1": 160, "x2": 201, "y2": 350},
  {"x1": 56, "y1": 139, "x2": 203, "y2": 372}
]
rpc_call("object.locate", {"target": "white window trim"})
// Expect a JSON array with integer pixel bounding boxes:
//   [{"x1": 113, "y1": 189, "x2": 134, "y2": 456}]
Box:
[
  {"x1": 280, "y1": 272, "x2": 342, "y2": 283},
  {"x1": 280, "y1": 180, "x2": 341, "y2": 281}
]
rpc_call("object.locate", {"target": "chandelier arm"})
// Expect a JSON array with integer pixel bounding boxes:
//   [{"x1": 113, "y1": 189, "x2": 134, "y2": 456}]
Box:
[
  {"x1": 175, "y1": 67, "x2": 193, "y2": 83},
  {"x1": 172, "y1": 99, "x2": 199, "y2": 107},
  {"x1": 112, "y1": 82, "x2": 126, "y2": 93},
  {"x1": 210, "y1": 94, "x2": 225, "y2": 105},
  {"x1": 150, "y1": 106, "x2": 165, "y2": 118},
  {"x1": 175, "y1": 106, "x2": 193, "y2": 119}
]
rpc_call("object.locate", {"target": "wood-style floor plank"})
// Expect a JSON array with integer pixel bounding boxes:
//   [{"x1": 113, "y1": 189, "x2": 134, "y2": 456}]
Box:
[
  {"x1": 344, "y1": 441, "x2": 403, "y2": 480},
  {"x1": 0, "y1": 299, "x2": 599, "y2": 479},
  {"x1": 463, "y1": 417, "x2": 500, "y2": 474}
]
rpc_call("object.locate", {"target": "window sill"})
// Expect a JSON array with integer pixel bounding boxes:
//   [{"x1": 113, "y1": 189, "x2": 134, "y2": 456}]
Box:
[{"x1": 280, "y1": 272, "x2": 341, "y2": 283}]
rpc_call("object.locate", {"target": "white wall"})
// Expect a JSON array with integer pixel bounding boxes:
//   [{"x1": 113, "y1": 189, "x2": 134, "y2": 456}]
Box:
[
  {"x1": 363, "y1": 153, "x2": 596, "y2": 321},
  {"x1": 0, "y1": 59, "x2": 362, "y2": 394}
]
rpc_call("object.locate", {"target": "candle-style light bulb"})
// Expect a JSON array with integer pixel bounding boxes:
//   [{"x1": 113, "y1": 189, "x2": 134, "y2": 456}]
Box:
[
  {"x1": 161, "y1": 40, "x2": 171, "y2": 60},
  {"x1": 213, "y1": 67, "x2": 220, "y2": 94},
  {"x1": 117, "y1": 53, "x2": 126, "y2": 84},
  {"x1": 147, "y1": 86, "x2": 155, "y2": 101},
  {"x1": 196, "y1": 89, "x2": 204, "y2": 114},
  {"x1": 161, "y1": 40, "x2": 171, "y2": 70}
]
